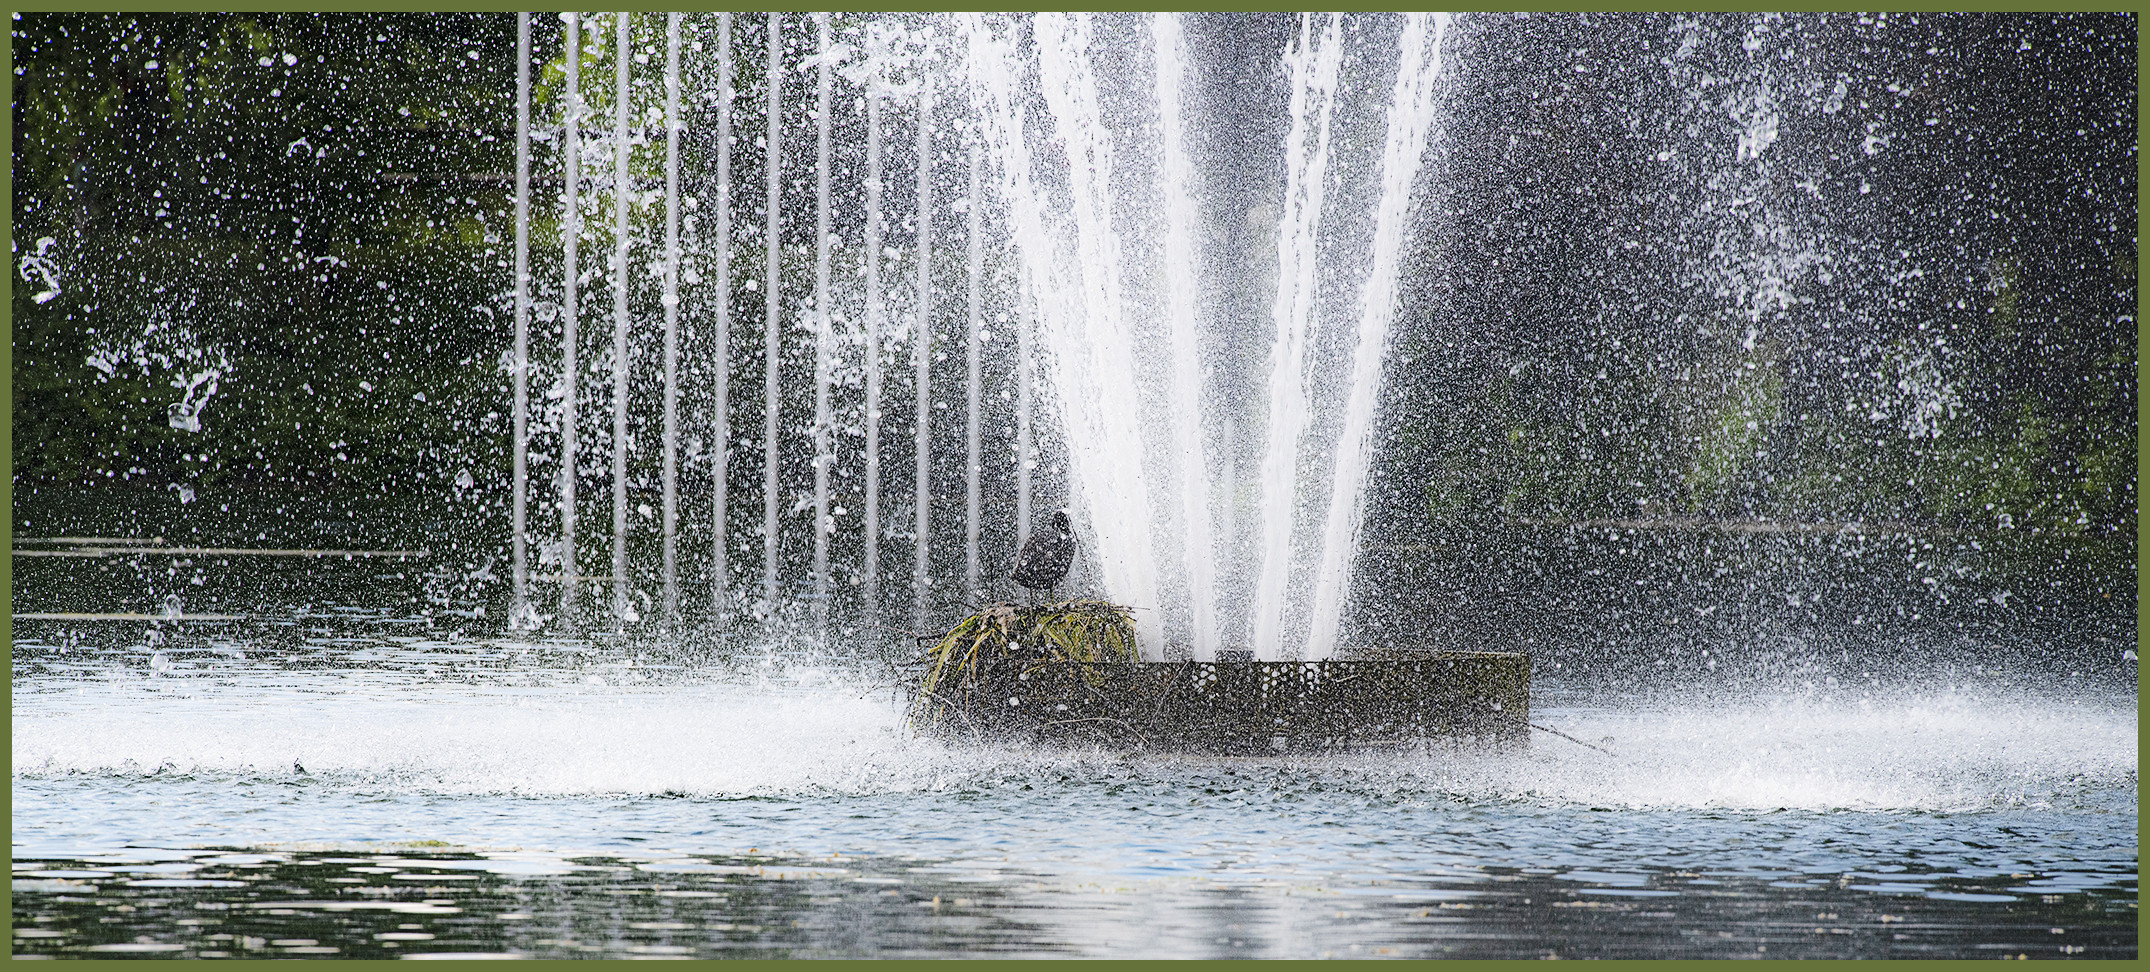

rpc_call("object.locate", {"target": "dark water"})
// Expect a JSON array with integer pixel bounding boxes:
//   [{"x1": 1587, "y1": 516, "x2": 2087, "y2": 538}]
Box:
[{"x1": 9, "y1": 823, "x2": 2136, "y2": 959}]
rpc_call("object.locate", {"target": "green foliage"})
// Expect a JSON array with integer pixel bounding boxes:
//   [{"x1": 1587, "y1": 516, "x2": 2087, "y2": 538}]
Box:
[
  {"x1": 1674, "y1": 324, "x2": 1784, "y2": 511},
  {"x1": 1407, "y1": 247, "x2": 2132, "y2": 546},
  {"x1": 1385, "y1": 15, "x2": 2133, "y2": 574},
  {"x1": 13, "y1": 13, "x2": 523, "y2": 496}
]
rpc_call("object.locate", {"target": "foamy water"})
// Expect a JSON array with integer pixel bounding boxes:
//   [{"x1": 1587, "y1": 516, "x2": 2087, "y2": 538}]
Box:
[
  {"x1": 12, "y1": 642, "x2": 2135, "y2": 959},
  {"x1": 1428, "y1": 689, "x2": 2137, "y2": 812},
  {"x1": 14, "y1": 665, "x2": 2132, "y2": 815}
]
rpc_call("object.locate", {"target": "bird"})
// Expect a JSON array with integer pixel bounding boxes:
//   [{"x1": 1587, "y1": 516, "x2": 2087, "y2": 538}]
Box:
[{"x1": 1011, "y1": 508, "x2": 1077, "y2": 602}]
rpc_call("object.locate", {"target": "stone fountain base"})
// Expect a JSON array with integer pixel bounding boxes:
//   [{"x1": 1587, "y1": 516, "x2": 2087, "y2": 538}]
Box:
[{"x1": 913, "y1": 651, "x2": 1529, "y2": 754}]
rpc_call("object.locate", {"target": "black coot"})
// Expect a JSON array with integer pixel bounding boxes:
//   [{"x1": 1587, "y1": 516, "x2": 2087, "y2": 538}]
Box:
[{"x1": 1011, "y1": 509, "x2": 1076, "y2": 600}]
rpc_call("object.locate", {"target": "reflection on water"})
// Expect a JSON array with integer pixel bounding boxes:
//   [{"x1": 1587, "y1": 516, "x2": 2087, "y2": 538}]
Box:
[
  {"x1": 7, "y1": 842, "x2": 2138, "y2": 959},
  {"x1": 11, "y1": 612, "x2": 2138, "y2": 959},
  {"x1": 9, "y1": 821, "x2": 2139, "y2": 958}
]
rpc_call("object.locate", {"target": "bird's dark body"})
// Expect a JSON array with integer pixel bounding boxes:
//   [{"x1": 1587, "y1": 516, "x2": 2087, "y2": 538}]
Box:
[{"x1": 1012, "y1": 510, "x2": 1077, "y2": 593}]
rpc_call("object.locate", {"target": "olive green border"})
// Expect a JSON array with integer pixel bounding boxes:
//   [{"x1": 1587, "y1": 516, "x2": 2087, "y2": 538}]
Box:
[
  {"x1": 1, "y1": 9, "x2": 2140, "y2": 968},
  {"x1": 3, "y1": 15, "x2": 14, "y2": 954}
]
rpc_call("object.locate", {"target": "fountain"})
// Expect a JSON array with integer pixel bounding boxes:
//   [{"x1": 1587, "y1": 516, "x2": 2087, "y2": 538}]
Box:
[
  {"x1": 462, "y1": 8, "x2": 2147, "y2": 744},
  {"x1": 9, "y1": 10, "x2": 2134, "y2": 958},
  {"x1": 475, "y1": 12, "x2": 2130, "y2": 675},
  {"x1": 556, "y1": 11, "x2": 582, "y2": 623},
  {"x1": 497, "y1": 12, "x2": 1484, "y2": 661},
  {"x1": 660, "y1": 10, "x2": 682, "y2": 625},
  {"x1": 759, "y1": 12, "x2": 783, "y2": 619}
]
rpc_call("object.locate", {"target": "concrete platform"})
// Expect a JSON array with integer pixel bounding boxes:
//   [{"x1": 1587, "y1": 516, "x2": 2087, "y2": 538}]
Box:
[{"x1": 913, "y1": 651, "x2": 1530, "y2": 754}]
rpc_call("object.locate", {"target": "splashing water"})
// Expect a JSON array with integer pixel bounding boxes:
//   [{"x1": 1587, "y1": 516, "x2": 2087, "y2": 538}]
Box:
[
  {"x1": 83, "y1": 305, "x2": 234, "y2": 436},
  {"x1": 964, "y1": 13, "x2": 1166, "y2": 655},
  {"x1": 964, "y1": 14, "x2": 1456, "y2": 660},
  {"x1": 18, "y1": 235, "x2": 63, "y2": 304},
  {"x1": 1302, "y1": 13, "x2": 1454, "y2": 659},
  {"x1": 11, "y1": 668, "x2": 2131, "y2": 814},
  {"x1": 1250, "y1": 14, "x2": 1346, "y2": 661},
  {"x1": 1150, "y1": 13, "x2": 1220, "y2": 662}
]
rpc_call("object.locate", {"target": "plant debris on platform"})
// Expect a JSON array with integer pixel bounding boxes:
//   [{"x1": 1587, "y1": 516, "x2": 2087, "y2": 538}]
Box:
[{"x1": 913, "y1": 599, "x2": 1138, "y2": 727}]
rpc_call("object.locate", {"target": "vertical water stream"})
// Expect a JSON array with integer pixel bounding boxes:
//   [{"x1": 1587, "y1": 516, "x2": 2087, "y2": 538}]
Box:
[
  {"x1": 810, "y1": 13, "x2": 833, "y2": 634},
  {"x1": 759, "y1": 13, "x2": 783, "y2": 614},
  {"x1": 709, "y1": 13, "x2": 733, "y2": 622},
  {"x1": 1303, "y1": 13, "x2": 1451, "y2": 659},
  {"x1": 1250, "y1": 13, "x2": 1342, "y2": 660},
  {"x1": 861, "y1": 74, "x2": 885, "y2": 631},
  {"x1": 559, "y1": 12, "x2": 582, "y2": 623},
  {"x1": 968, "y1": 12, "x2": 1166, "y2": 655},
  {"x1": 911, "y1": 76, "x2": 934, "y2": 630},
  {"x1": 510, "y1": 11, "x2": 532, "y2": 629},
  {"x1": 1151, "y1": 12, "x2": 1219, "y2": 661},
  {"x1": 610, "y1": 11, "x2": 632, "y2": 624},
  {"x1": 963, "y1": 141, "x2": 984, "y2": 597},
  {"x1": 661, "y1": 12, "x2": 682, "y2": 626}
]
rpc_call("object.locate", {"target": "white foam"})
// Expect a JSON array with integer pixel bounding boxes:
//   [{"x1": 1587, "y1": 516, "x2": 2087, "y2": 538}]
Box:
[
  {"x1": 16, "y1": 668, "x2": 2131, "y2": 817},
  {"x1": 1408, "y1": 688, "x2": 2139, "y2": 813},
  {"x1": 12, "y1": 671, "x2": 1056, "y2": 798}
]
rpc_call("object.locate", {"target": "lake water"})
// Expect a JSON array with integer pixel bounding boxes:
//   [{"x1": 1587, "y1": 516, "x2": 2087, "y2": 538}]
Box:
[{"x1": 11, "y1": 609, "x2": 2136, "y2": 959}]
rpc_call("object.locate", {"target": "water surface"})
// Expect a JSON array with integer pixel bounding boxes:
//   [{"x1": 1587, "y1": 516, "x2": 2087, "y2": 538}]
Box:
[{"x1": 13, "y1": 620, "x2": 2136, "y2": 959}]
